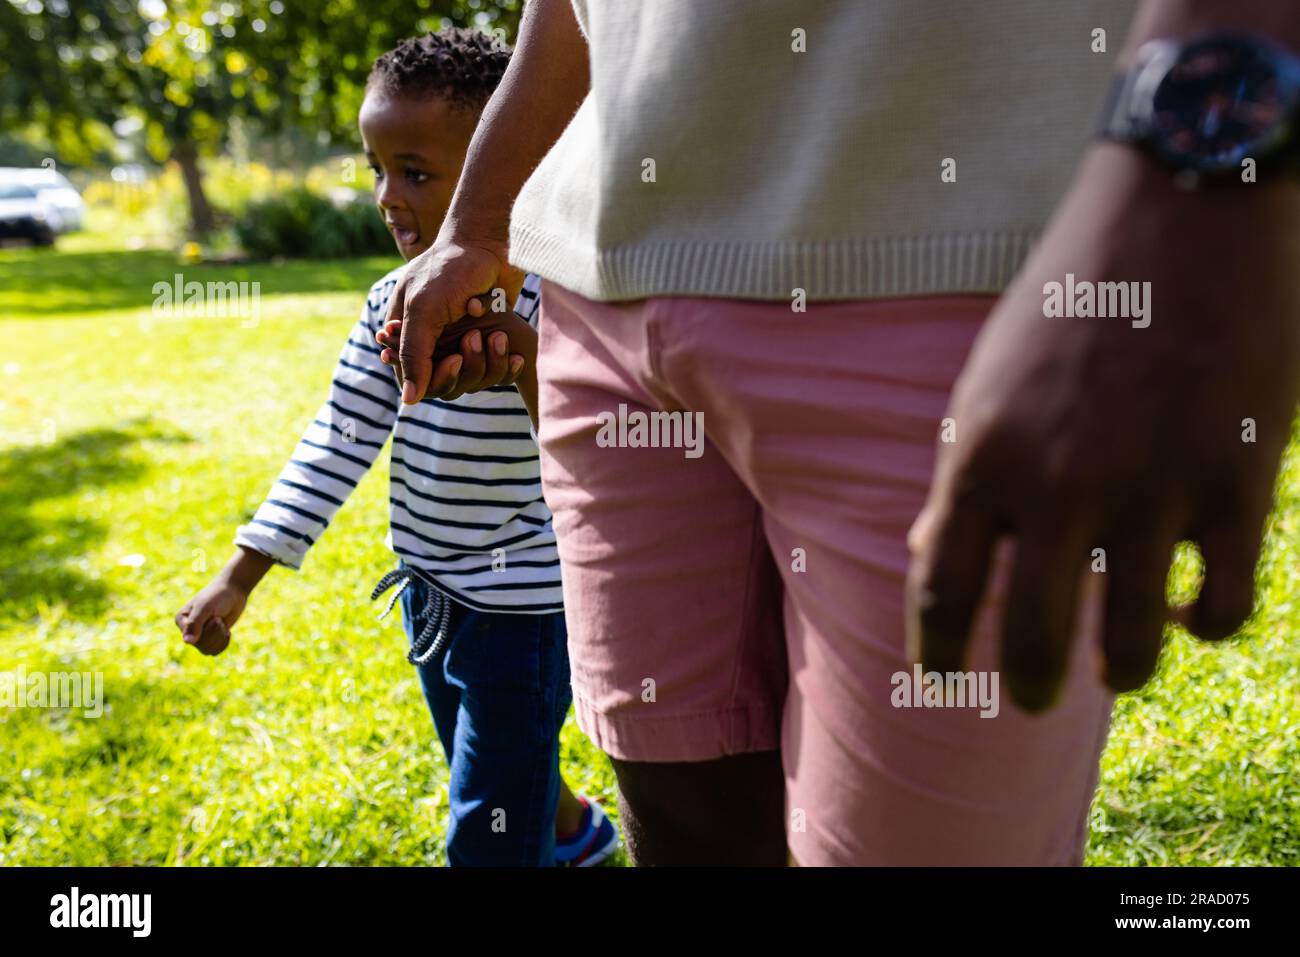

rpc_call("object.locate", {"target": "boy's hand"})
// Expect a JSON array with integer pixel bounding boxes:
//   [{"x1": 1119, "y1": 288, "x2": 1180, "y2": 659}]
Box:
[
  {"x1": 175, "y1": 579, "x2": 247, "y2": 655},
  {"x1": 378, "y1": 319, "x2": 530, "y2": 401},
  {"x1": 175, "y1": 548, "x2": 272, "y2": 656}
]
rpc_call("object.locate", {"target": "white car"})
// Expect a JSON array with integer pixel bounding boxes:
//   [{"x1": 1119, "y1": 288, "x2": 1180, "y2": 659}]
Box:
[
  {"x1": 0, "y1": 181, "x2": 60, "y2": 245},
  {"x1": 0, "y1": 167, "x2": 86, "y2": 232}
]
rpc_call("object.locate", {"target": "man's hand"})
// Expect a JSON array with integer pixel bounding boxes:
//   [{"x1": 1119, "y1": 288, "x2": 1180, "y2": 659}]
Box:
[
  {"x1": 906, "y1": 142, "x2": 1300, "y2": 711},
  {"x1": 385, "y1": 238, "x2": 523, "y2": 403}
]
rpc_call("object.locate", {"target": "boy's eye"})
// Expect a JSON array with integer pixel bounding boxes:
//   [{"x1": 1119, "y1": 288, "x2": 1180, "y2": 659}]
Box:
[
  {"x1": 406, "y1": 168, "x2": 431, "y2": 184},
  {"x1": 369, "y1": 165, "x2": 383, "y2": 179}
]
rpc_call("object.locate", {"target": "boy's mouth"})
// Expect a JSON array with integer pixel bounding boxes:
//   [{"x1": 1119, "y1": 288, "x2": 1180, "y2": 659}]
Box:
[{"x1": 387, "y1": 222, "x2": 420, "y2": 247}]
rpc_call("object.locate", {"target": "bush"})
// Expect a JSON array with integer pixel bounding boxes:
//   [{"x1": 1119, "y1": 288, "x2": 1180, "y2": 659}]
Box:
[{"x1": 235, "y1": 187, "x2": 392, "y2": 259}]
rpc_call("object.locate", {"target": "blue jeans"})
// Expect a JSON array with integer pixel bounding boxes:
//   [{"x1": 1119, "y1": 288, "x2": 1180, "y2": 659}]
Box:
[{"x1": 397, "y1": 570, "x2": 572, "y2": 866}]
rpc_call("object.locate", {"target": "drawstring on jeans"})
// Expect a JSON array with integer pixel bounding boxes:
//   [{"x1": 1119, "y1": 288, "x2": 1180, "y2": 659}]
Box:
[{"x1": 371, "y1": 568, "x2": 452, "y2": 665}]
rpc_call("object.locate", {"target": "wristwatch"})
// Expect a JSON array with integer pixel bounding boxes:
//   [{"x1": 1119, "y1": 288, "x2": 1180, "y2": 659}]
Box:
[{"x1": 1096, "y1": 32, "x2": 1300, "y2": 181}]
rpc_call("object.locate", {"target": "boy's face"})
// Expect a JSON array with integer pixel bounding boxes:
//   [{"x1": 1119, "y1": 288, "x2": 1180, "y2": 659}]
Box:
[{"x1": 358, "y1": 90, "x2": 479, "y2": 262}]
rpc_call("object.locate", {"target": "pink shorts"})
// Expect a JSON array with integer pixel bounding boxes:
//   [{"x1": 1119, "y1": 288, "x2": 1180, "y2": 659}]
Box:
[{"x1": 535, "y1": 281, "x2": 1115, "y2": 866}]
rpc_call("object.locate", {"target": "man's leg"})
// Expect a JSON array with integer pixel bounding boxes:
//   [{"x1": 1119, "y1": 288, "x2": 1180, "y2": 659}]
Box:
[
  {"x1": 655, "y1": 292, "x2": 1117, "y2": 865},
  {"x1": 611, "y1": 752, "x2": 786, "y2": 866},
  {"x1": 536, "y1": 282, "x2": 790, "y2": 864}
]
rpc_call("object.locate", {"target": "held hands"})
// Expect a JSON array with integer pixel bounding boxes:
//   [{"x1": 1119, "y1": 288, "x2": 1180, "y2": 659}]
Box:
[
  {"x1": 906, "y1": 142, "x2": 1300, "y2": 711},
  {"x1": 383, "y1": 238, "x2": 526, "y2": 402},
  {"x1": 378, "y1": 315, "x2": 531, "y2": 402}
]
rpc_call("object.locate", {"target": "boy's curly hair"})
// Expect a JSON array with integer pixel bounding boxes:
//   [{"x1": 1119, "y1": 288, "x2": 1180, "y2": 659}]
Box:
[{"x1": 367, "y1": 27, "x2": 511, "y2": 112}]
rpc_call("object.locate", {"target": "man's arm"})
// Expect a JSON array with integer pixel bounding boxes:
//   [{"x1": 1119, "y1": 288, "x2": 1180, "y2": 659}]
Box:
[
  {"x1": 388, "y1": 0, "x2": 589, "y2": 404},
  {"x1": 907, "y1": 0, "x2": 1300, "y2": 710}
]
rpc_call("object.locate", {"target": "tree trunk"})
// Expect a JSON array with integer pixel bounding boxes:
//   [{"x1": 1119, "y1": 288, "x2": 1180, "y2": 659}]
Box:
[{"x1": 173, "y1": 139, "x2": 215, "y2": 237}]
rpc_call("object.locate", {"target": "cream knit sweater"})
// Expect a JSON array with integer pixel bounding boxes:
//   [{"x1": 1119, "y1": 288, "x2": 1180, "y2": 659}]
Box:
[{"x1": 509, "y1": 0, "x2": 1137, "y2": 302}]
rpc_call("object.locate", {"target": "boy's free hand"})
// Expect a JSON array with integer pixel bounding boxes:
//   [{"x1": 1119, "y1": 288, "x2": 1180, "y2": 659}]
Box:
[
  {"x1": 175, "y1": 547, "x2": 273, "y2": 656},
  {"x1": 378, "y1": 317, "x2": 531, "y2": 402},
  {"x1": 175, "y1": 580, "x2": 245, "y2": 656}
]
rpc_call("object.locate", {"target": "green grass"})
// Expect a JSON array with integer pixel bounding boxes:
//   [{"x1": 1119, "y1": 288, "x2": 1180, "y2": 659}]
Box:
[
  {"x1": 0, "y1": 230, "x2": 621, "y2": 866},
  {"x1": 1, "y1": 229, "x2": 1298, "y2": 866}
]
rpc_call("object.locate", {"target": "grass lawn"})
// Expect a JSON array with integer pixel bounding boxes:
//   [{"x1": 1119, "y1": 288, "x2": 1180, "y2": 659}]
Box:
[{"x1": 1, "y1": 231, "x2": 1297, "y2": 866}]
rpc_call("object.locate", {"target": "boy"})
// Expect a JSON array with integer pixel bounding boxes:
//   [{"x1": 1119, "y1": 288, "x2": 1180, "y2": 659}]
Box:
[{"x1": 174, "y1": 28, "x2": 618, "y2": 868}]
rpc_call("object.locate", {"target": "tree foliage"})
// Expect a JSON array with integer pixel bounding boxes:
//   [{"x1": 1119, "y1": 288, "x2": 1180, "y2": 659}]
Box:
[{"x1": 0, "y1": 0, "x2": 523, "y2": 232}]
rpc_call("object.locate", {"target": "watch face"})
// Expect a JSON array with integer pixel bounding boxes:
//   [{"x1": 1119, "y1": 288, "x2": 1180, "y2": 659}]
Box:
[{"x1": 1149, "y1": 35, "x2": 1297, "y2": 174}]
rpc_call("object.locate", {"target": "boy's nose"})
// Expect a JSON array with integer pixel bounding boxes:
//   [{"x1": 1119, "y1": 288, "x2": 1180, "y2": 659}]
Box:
[{"x1": 375, "y1": 179, "x2": 402, "y2": 211}]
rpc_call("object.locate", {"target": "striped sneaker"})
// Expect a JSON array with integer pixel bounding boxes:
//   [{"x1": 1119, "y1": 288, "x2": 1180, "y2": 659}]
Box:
[{"x1": 555, "y1": 796, "x2": 620, "y2": 867}]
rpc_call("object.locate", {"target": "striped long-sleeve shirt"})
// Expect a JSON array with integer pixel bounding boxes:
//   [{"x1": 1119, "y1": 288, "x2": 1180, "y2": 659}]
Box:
[{"x1": 234, "y1": 267, "x2": 563, "y2": 614}]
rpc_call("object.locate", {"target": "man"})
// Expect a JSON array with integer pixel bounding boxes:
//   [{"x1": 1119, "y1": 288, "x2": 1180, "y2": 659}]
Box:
[{"x1": 380, "y1": 0, "x2": 1300, "y2": 865}]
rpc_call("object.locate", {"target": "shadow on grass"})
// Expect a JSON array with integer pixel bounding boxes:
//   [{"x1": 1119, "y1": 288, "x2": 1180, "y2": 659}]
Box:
[
  {"x1": 0, "y1": 418, "x2": 190, "y2": 627},
  {"x1": 0, "y1": 247, "x2": 399, "y2": 318}
]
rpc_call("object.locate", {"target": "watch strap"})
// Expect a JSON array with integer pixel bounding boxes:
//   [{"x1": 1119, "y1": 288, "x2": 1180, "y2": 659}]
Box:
[
  {"x1": 1093, "y1": 39, "x2": 1180, "y2": 145},
  {"x1": 1095, "y1": 73, "x2": 1138, "y2": 142}
]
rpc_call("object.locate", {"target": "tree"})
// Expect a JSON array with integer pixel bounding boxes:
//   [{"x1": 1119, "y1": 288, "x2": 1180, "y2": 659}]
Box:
[
  {"x1": 227, "y1": 0, "x2": 523, "y2": 140},
  {"x1": 0, "y1": 0, "x2": 523, "y2": 235}
]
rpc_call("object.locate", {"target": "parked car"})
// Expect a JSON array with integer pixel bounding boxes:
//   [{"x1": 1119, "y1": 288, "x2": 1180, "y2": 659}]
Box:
[
  {"x1": 0, "y1": 181, "x2": 60, "y2": 245},
  {"x1": 0, "y1": 167, "x2": 85, "y2": 232}
]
